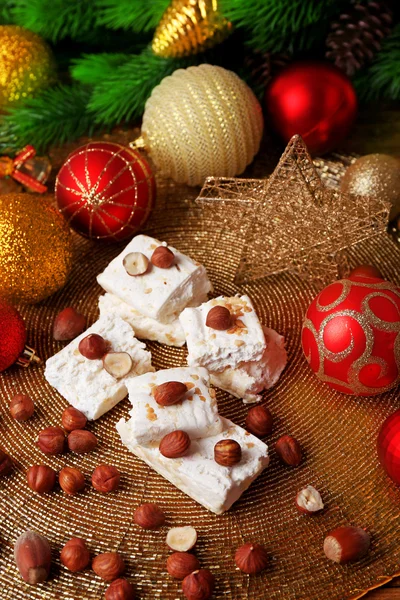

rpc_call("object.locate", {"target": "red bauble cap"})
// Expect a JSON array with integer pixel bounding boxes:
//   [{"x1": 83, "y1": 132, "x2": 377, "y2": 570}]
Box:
[
  {"x1": 265, "y1": 61, "x2": 357, "y2": 155},
  {"x1": 55, "y1": 142, "x2": 156, "y2": 241},
  {"x1": 0, "y1": 299, "x2": 26, "y2": 372},
  {"x1": 302, "y1": 277, "x2": 400, "y2": 396},
  {"x1": 378, "y1": 410, "x2": 400, "y2": 485}
]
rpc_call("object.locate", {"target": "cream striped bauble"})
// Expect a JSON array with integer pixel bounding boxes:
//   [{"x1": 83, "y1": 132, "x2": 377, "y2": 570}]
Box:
[{"x1": 141, "y1": 64, "x2": 264, "y2": 186}]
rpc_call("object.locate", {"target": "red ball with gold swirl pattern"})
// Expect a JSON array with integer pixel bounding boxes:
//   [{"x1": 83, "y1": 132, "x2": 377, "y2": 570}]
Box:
[{"x1": 302, "y1": 276, "x2": 400, "y2": 396}]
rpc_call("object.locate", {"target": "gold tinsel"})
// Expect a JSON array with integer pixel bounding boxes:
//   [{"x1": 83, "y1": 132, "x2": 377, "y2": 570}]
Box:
[
  {"x1": 152, "y1": 0, "x2": 232, "y2": 58},
  {"x1": 0, "y1": 25, "x2": 56, "y2": 109},
  {"x1": 197, "y1": 135, "x2": 390, "y2": 287},
  {"x1": 0, "y1": 193, "x2": 73, "y2": 304}
]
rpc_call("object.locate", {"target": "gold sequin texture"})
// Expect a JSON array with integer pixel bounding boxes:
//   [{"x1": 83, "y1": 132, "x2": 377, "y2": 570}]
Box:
[
  {"x1": 198, "y1": 135, "x2": 390, "y2": 288},
  {"x1": 141, "y1": 64, "x2": 263, "y2": 186},
  {"x1": 152, "y1": 0, "x2": 232, "y2": 58},
  {"x1": 0, "y1": 193, "x2": 73, "y2": 304},
  {"x1": 1, "y1": 129, "x2": 400, "y2": 600},
  {"x1": 0, "y1": 25, "x2": 56, "y2": 108},
  {"x1": 341, "y1": 153, "x2": 400, "y2": 220}
]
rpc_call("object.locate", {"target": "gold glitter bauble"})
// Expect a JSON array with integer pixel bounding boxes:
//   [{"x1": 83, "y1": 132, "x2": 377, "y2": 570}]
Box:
[
  {"x1": 141, "y1": 64, "x2": 264, "y2": 186},
  {"x1": 341, "y1": 153, "x2": 400, "y2": 220},
  {"x1": 0, "y1": 193, "x2": 73, "y2": 304},
  {"x1": 152, "y1": 0, "x2": 232, "y2": 58},
  {"x1": 0, "y1": 25, "x2": 56, "y2": 109}
]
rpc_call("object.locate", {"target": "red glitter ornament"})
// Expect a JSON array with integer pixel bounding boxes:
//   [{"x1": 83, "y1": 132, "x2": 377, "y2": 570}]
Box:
[
  {"x1": 55, "y1": 142, "x2": 156, "y2": 240},
  {"x1": 302, "y1": 276, "x2": 400, "y2": 396},
  {"x1": 0, "y1": 299, "x2": 26, "y2": 372},
  {"x1": 265, "y1": 61, "x2": 357, "y2": 155},
  {"x1": 378, "y1": 410, "x2": 400, "y2": 485}
]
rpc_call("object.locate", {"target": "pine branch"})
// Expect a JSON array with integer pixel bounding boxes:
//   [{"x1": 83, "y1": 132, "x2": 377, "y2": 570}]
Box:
[
  {"x1": 71, "y1": 53, "x2": 131, "y2": 85},
  {"x1": 0, "y1": 1, "x2": 16, "y2": 23},
  {"x1": 88, "y1": 47, "x2": 197, "y2": 126},
  {"x1": 0, "y1": 85, "x2": 94, "y2": 153},
  {"x1": 11, "y1": 0, "x2": 98, "y2": 41},
  {"x1": 219, "y1": 0, "x2": 345, "y2": 52},
  {"x1": 95, "y1": 0, "x2": 169, "y2": 32},
  {"x1": 354, "y1": 23, "x2": 400, "y2": 101}
]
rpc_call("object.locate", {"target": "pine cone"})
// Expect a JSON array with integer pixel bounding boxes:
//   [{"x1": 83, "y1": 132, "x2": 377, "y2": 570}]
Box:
[
  {"x1": 244, "y1": 50, "x2": 290, "y2": 93},
  {"x1": 326, "y1": 1, "x2": 392, "y2": 76}
]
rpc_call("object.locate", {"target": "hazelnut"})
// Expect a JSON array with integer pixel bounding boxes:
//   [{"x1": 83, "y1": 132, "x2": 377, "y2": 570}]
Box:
[
  {"x1": 14, "y1": 530, "x2": 51, "y2": 585},
  {"x1": 92, "y1": 552, "x2": 125, "y2": 581},
  {"x1": 349, "y1": 264, "x2": 383, "y2": 280},
  {"x1": 134, "y1": 503, "x2": 165, "y2": 529},
  {"x1": 78, "y1": 333, "x2": 108, "y2": 360},
  {"x1": 167, "y1": 552, "x2": 200, "y2": 580},
  {"x1": 9, "y1": 394, "x2": 34, "y2": 421},
  {"x1": 151, "y1": 246, "x2": 175, "y2": 269},
  {"x1": 59, "y1": 466, "x2": 85, "y2": 495},
  {"x1": 295, "y1": 485, "x2": 324, "y2": 515},
  {"x1": 235, "y1": 542, "x2": 269, "y2": 574},
  {"x1": 159, "y1": 430, "x2": 191, "y2": 458},
  {"x1": 123, "y1": 252, "x2": 149, "y2": 276},
  {"x1": 26, "y1": 465, "x2": 57, "y2": 494},
  {"x1": 205, "y1": 305, "x2": 232, "y2": 331},
  {"x1": 37, "y1": 426, "x2": 66, "y2": 455},
  {"x1": 53, "y1": 307, "x2": 87, "y2": 341},
  {"x1": 245, "y1": 405, "x2": 273, "y2": 437},
  {"x1": 214, "y1": 439, "x2": 242, "y2": 467},
  {"x1": 275, "y1": 435, "x2": 302, "y2": 466},
  {"x1": 166, "y1": 526, "x2": 197, "y2": 552},
  {"x1": 61, "y1": 406, "x2": 87, "y2": 432},
  {"x1": 105, "y1": 578, "x2": 135, "y2": 600},
  {"x1": 154, "y1": 381, "x2": 188, "y2": 406},
  {"x1": 92, "y1": 464, "x2": 120, "y2": 493},
  {"x1": 0, "y1": 448, "x2": 13, "y2": 477},
  {"x1": 67, "y1": 430, "x2": 98, "y2": 454},
  {"x1": 60, "y1": 537, "x2": 90, "y2": 572},
  {"x1": 182, "y1": 569, "x2": 215, "y2": 600},
  {"x1": 103, "y1": 352, "x2": 133, "y2": 379},
  {"x1": 323, "y1": 526, "x2": 370, "y2": 564}
]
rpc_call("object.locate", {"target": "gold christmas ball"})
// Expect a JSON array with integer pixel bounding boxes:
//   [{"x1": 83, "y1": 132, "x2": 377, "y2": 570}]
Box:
[
  {"x1": 0, "y1": 25, "x2": 56, "y2": 109},
  {"x1": 341, "y1": 154, "x2": 400, "y2": 219},
  {"x1": 152, "y1": 0, "x2": 232, "y2": 59},
  {"x1": 141, "y1": 64, "x2": 264, "y2": 186},
  {"x1": 0, "y1": 193, "x2": 73, "y2": 304}
]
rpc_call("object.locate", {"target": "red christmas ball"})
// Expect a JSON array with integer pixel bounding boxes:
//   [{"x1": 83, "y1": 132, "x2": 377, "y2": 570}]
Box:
[
  {"x1": 302, "y1": 277, "x2": 400, "y2": 396},
  {"x1": 0, "y1": 299, "x2": 26, "y2": 372},
  {"x1": 265, "y1": 61, "x2": 357, "y2": 155},
  {"x1": 349, "y1": 264, "x2": 383, "y2": 280},
  {"x1": 377, "y1": 410, "x2": 400, "y2": 485},
  {"x1": 55, "y1": 142, "x2": 156, "y2": 240}
]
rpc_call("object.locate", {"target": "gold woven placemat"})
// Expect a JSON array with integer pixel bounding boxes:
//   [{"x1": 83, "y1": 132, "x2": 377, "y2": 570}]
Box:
[{"x1": 1, "y1": 130, "x2": 400, "y2": 600}]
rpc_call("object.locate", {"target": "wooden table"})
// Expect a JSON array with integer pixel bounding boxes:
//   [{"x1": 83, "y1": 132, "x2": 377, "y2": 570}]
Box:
[{"x1": 341, "y1": 103, "x2": 400, "y2": 599}]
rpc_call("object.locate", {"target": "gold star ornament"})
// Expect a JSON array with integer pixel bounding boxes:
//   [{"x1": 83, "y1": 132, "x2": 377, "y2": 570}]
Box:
[{"x1": 197, "y1": 135, "x2": 390, "y2": 287}]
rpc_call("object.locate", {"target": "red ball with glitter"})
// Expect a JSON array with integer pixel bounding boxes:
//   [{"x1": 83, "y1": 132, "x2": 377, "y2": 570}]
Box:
[
  {"x1": 55, "y1": 142, "x2": 156, "y2": 240},
  {"x1": 265, "y1": 61, "x2": 357, "y2": 155},
  {"x1": 0, "y1": 299, "x2": 26, "y2": 372},
  {"x1": 302, "y1": 276, "x2": 400, "y2": 396},
  {"x1": 378, "y1": 410, "x2": 400, "y2": 485}
]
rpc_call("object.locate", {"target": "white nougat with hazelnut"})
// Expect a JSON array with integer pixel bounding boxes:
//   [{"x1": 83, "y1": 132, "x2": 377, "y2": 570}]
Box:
[
  {"x1": 120, "y1": 367, "x2": 223, "y2": 445},
  {"x1": 98, "y1": 293, "x2": 186, "y2": 347},
  {"x1": 44, "y1": 314, "x2": 154, "y2": 420},
  {"x1": 116, "y1": 366, "x2": 269, "y2": 514},
  {"x1": 97, "y1": 234, "x2": 212, "y2": 327},
  {"x1": 180, "y1": 296, "x2": 287, "y2": 403},
  {"x1": 117, "y1": 416, "x2": 269, "y2": 515}
]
